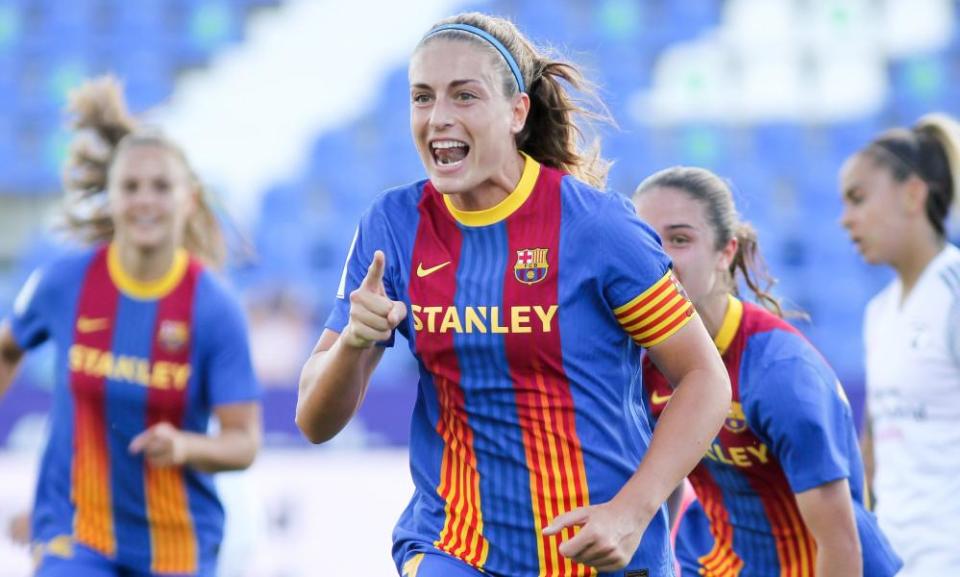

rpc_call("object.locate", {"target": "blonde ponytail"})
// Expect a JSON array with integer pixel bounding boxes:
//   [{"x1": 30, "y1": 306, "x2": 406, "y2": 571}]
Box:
[
  {"x1": 916, "y1": 113, "x2": 960, "y2": 213},
  {"x1": 60, "y1": 75, "x2": 226, "y2": 269}
]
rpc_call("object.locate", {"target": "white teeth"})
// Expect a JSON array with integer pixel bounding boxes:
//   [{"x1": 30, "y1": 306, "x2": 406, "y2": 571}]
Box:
[
  {"x1": 431, "y1": 140, "x2": 467, "y2": 150},
  {"x1": 437, "y1": 157, "x2": 463, "y2": 166}
]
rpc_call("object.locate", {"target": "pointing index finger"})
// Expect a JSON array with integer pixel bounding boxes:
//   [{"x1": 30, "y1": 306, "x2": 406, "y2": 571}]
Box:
[{"x1": 361, "y1": 250, "x2": 386, "y2": 294}]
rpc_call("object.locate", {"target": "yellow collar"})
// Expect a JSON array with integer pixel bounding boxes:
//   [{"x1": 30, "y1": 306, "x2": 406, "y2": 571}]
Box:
[
  {"x1": 442, "y1": 153, "x2": 541, "y2": 227},
  {"x1": 714, "y1": 295, "x2": 743, "y2": 355},
  {"x1": 107, "y1": 243, "x2": 189, "y2": 300}
]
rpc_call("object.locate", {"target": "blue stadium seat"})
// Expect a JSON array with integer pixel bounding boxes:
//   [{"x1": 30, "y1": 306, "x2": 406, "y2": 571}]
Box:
[
  {"x1": 0, "y1": 2, "x2": 22, "y2": 50},
  {"x1": 889, "y1": 55, "x2": 950, "y2": 120},
  {"x1": 108, "y1": 50, "x2": 174, "y2": 112},
  {"x1": 184, "y1": 1, "x2": 243, "y2": 52}
]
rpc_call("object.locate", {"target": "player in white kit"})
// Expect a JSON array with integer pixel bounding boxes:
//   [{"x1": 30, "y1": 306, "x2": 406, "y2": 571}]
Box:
[{"x1": 840, "y1": 113, "x2": 960, "y2": 576}]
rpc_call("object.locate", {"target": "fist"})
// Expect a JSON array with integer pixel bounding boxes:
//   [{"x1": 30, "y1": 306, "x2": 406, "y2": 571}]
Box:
[{"x1": 342, "y1": 250, "x2": 407, "y2": 349}]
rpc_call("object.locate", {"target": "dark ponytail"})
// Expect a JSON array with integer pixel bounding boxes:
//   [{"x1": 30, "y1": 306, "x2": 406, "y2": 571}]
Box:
[{"x1": 860, "y1": 113, "x2": 960, "y2": 238}]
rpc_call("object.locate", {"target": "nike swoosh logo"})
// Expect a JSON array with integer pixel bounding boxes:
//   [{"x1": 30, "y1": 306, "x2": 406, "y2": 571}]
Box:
[
  {"x1": 77, "y1": 316, "x2": 109, "y2": 333},
  {"x1": 650, "y1": 390, "x2": 673, "y2": 405},
  {"x1": 416, "y1": 261, "x2": 451, "y2": 278}
]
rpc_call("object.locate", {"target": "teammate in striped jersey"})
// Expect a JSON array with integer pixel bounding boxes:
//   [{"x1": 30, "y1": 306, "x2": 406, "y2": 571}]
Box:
[
  {"x1": 840, "y1": 114, "x2": 960, "y2": 577},
  {"x1": 296, "y1": 12, "x2": 731, "y2": 577},
  {"x1": 634, "y1": 167, "x2": 901, "y2": 577},
  {"x1": 0, "y1": 78, "x2": 261, "y2": 577}
]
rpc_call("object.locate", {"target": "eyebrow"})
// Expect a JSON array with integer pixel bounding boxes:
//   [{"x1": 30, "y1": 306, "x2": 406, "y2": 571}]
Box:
[
  {"x1": 664, "y1": 223, "x2": 696, "y2": 231},
  {"x1": 411, "y1": 79, "x2": 483, "y2": 91}
]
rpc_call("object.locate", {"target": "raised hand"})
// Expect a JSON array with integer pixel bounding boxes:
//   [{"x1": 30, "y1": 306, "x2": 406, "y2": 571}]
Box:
[{"x1": 342, "y1": 250, "x2": 407, "y2": 349}]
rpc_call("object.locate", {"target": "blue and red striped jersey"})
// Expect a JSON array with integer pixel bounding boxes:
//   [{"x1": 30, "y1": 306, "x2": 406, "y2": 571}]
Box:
[
  {"x1": 328, "y1": 155, "x2": 694, "y2": 577},
  {"x1": 643, "y1": 297, "x2": 901, "y2": 577},
  {"x1": 10, "y1": 243, "x2": 259, "y2": 575}
]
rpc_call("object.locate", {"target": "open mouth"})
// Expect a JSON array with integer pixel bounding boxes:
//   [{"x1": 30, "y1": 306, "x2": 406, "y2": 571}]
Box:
[{"x1": 431, "y1": 139, "x2": 469, "y2": 168}]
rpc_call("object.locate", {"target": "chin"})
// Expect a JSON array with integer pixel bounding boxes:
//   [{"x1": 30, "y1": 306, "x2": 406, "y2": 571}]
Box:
[
  {"x1": 428, "y1": 173, "x2": 470, "y2": 195},
  {"x1": 856, "y1": 248, "x2": 882, "y2": 265},
  {"x1": 127, "y1": 236, "x2": 166, "y2": 252}
]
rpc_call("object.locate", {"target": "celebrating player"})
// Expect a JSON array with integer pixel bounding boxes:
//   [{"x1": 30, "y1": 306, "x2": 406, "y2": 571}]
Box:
[
  {"x1": 296, "y1": 11, "x2": 732, "y2": 577},
  {"x1": 634, "y1": 166, "x2": 901, "y2": 577},
  {"x1": 0, "y1": 77, "x2": 261, "y2": 577},
  {"x1": 840, "y1": 114, "x2": 960, "y2": 577}
]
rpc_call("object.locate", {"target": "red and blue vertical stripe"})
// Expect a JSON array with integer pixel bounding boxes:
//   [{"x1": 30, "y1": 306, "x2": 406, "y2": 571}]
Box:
[
  {"x1": 69, "y1": 246, "x2": 202, "y2": 574},
  {"x1": 71, "y1": 249, "x2": 119, "y2": 557},
  {"x1": 408, "y1": 163, "x2": 593, "y2": 576}
]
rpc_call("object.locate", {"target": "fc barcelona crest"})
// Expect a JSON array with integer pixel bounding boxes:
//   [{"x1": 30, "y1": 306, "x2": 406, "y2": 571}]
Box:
[
  {"x1": 514, "y1": 248, "x2": 549, "y2": 285},
  {"x1": 724, "y1": 402, "x2": 748, "y2": 434},
  {"x1": 158, "y1": 320, "x2": 189, "y2": 353}
]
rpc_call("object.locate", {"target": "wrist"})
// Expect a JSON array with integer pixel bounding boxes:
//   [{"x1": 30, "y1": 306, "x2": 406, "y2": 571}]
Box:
[
  {"x1": 341, "y1": 325, "x2": 374, "y2": 350},
  {"x1": 176, "y1": 431, "x2": 198, "y2": 467},
  {"x1": 611, "y1": 486, "x2": 661, "y2": 525}
]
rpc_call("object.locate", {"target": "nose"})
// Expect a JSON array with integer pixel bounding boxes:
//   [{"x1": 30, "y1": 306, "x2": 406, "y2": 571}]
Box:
[
  {"x1": 839, "y1": 206, "x2": 853, "y2": 230},
  {"x1": 429, "y1": 96, "x2": 455, "y2": 130}
]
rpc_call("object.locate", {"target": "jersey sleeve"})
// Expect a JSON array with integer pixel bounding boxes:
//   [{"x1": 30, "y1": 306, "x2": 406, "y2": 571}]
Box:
[
  {"x1": 599, "y1": 194, "x2": 694, "y2": 348},
  {"x1": 747, "y1": 354, "x2": 853, "y2": 493},
  {"x1": 8, "y1": 268, "x2": 52, "y2": 350},
  {"x1": 202, "y1": 288, "x2": 261, "y2": 407},
  {"x1": 325, "y1": 203, "x2": 401, "y2": 346}
]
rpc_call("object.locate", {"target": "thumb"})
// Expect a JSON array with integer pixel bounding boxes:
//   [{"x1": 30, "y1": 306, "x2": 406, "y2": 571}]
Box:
[
  {"x1": 361, "y1": 250, "x2": 386, "y2": 295},
  {"x1": 387, "y1": 300, "x2": 408, "y2": 328},
  {"x1": 543, "y1": 507, "x2": 590, "y2": 536}
]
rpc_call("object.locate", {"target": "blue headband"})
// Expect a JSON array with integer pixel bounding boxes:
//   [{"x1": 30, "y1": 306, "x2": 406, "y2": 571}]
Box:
[{"x1": 424, "y1": 23, "x2": 526, "y2": 93}]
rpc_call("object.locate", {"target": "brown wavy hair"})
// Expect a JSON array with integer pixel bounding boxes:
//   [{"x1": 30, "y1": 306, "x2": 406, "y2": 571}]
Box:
[
  {"x1": 635, "y1": 166, "x2": 800, "y2": 319},
  {"x1": 62, "y1": 76, "x2": 225, "y2": 268}
]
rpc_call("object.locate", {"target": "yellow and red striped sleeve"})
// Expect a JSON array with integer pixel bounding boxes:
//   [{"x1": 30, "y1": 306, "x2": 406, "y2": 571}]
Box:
[{"x1": 614, "y1": 270, "x2": 694, "y2": 348}]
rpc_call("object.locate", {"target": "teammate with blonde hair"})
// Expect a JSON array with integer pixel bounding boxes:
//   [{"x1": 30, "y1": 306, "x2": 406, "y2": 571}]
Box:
[{"x1": 0, "y1": 77, "x2": 261, "y2": 577}]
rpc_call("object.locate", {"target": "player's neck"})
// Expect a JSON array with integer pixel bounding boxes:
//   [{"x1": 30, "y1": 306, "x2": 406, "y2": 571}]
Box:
[
  {"x1": 448, "y1": 151, "x2": 525, "y2": 212},
  {"x1": 696, "y1": 291, "x2": 730, "y2": 341},
  {"x1": 893, "y1": 233, "x2": 944, "y2": 302},
  {"x1": 114, "y1": 241, "x2": 179, "y2": 283}
]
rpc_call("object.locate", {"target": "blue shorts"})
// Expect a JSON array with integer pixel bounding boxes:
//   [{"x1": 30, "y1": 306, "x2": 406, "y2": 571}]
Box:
[
  {"x1": 34, "y1": 540, "x2": 213, "y2": 577},
  {"x1": 399, "y1": 550, "x2": 485, "y2": 577}
]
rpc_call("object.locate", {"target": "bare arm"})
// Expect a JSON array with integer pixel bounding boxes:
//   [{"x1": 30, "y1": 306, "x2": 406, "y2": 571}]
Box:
[
  {"x1": 795, "y1": 478, "x2": 862, "y2": 577},
  {"x1": 617, "y1": 315, "x2": 731, "y2": 523},
  {"x1": 295, "y1": 330, "x2": 384, "y2": 443},
  {"x1": 546, "y1": 315, "x2": 730, "y2": 571},
  {"x1": 295, "y1": 251, "x2": 406, "y2": 444},
  {"x1": 0, "y1": 321, "x2": 25, "y2": 402},
  {"x1": 129, "y1": 402, "x2": 262, "y2": 473}
]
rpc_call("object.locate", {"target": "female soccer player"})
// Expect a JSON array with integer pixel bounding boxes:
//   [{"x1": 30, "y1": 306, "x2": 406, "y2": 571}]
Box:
[
  {"x1": 840, "y1": 114, "x2": 960, "y2": 577},
  {"x1": 296, "y1": 12, "x2": 731, "y2": 577},
  {"x1": 0, "y1": 77, "x2": 261, "y2": 577},
  {"x1": 634, "y1": 166, "x2": 902, "y2": 577}
]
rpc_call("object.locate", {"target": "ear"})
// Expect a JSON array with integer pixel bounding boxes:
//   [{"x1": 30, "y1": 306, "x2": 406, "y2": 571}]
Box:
[
  {"x1": 510, "y1": 92, "x2": 531, "y2": 135},
  {"x1": 718, "y1": 236, "x2": 738, "y2": 272},
  {"x1": 902, "y1": 174, "x2": 928, "y2": 217}
]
